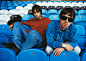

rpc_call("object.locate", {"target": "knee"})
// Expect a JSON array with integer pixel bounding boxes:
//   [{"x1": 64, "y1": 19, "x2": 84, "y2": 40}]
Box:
[
  {"x1": 29, "y1": 30, "x2": 38, "y2": 34},
  {"x1": 14, "y1": 22, "x2": 21, "y2": 26},
  {"x1": 45, "y1": 45, "x2": 53, "y2": 55}
]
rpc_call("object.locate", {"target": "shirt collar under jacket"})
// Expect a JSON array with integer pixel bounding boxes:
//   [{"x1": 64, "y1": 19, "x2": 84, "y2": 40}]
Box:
[{"x1": 56, "y1": 21, "x2": 72, "y2": 33}]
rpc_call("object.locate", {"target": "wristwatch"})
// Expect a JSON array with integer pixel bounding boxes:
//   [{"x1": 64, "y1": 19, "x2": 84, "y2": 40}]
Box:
[{"x1": 62, "y1": 43, "x2": 66, "y2": 48}]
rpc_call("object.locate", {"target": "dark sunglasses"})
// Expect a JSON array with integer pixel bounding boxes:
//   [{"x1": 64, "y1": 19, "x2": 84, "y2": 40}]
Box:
[{"x1": 60, "y1": 16, "x2": 73, "y2": 22}]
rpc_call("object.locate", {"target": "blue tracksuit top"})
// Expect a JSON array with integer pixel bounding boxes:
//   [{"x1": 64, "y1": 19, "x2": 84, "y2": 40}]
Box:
[{"x1": 46, "y1": 21, "x2": 78, "y2": 48}]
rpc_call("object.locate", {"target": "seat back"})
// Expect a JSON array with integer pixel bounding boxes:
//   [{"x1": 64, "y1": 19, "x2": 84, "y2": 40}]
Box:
[
  {"x1": 17, "y1": 49, "x2": 47, "y2": 61},
  {"x1": 42, "y1": 9, "x2": 47, "y2": 16},
  {"x1": 0, "y1": 48, "x2": 16, "y2": 61},
  {"x1": 0, "y1": 24, "x2": 12, "y2": 47},
  {"x1": 81, "y1": 52, "x2": 86, "y2": 61},
  {"x1": 50, "y1": 50, "x2": 80, "y2": 61},
  {"x1": 47, "y1": 9, "x2": 57, "y2": 16},
  {"x1": 49, "y1": 15, "x2": 59, "y2": 22},
  {"x1": 22, "y1": 14, "x2": 34, "y2": 22},
  {"x1": 75, "y1": 25, "x2": 86, "y2": 48}
]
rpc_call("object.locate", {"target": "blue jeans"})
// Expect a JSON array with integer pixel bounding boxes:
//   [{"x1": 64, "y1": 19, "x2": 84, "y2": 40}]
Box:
[{"x1": 13, "y1": 22, "x2": 42, "y2": 51}]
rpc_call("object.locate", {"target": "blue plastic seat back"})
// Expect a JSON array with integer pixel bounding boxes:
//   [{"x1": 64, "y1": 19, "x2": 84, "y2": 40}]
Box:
[
  {"x1": 81, "y1": 52, "x2": 86, "y2": 61},
  {"x1": 17, "y1": 49, "x2": 47, "y2": 61},
  {"x1": 78, "y1": 10, "x2": 86, "y2": 16},
  {"x1": 74, "y1": 15, "x2": 86, "y2": 23},
  {"x1": 42, "y1": 9, "x2": 47, "y2": 16},
  {"x1": 74, "y1": 15, "x2": 86, "y2": 30},
  {"x1": 50, "y1": 50, "x2": 80, "y2": 61},
  {"x1": 0, "y1": 24, "x2": 12, "y2": 36},
  {"x1": 75, "y1": 25, "x2": 86, "y2": 48},
  {"x1": 42, "y1": 14, "x2": 47, "y2": 17},
  {"x1": 22, "y1": 14, "x2": 34, "y2": 22},
  {"x1": 47, "y1": 9, "x2": 57, "y2": 16},
  {"x1": 57, "y1": 9, "x2": 62, "y2": 15},
  {"x1": 0, "y1": 48, "x2": 16, "y2": 61},
  {"x1": 48, "y1": 15, "x2": 59, "y2": 21},
  {"x1": 0, "y1": 25, "x2": 12, "y2": 47}
]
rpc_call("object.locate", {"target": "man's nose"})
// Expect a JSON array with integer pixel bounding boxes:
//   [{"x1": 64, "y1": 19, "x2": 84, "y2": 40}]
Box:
[{"x1": 65, "y1": 18, "x2": 68, "y2": 22}]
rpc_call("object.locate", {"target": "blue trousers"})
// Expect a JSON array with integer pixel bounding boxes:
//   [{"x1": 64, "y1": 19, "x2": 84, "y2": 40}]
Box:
[{"x1": 13, "y1": 22, "x2": 42, "y2": 51}]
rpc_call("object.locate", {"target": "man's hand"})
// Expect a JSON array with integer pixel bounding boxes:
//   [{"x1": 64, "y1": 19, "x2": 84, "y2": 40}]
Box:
[
  {"x1": 64, "y1": 44, "x2": 73, "y2": 52},
  {"x1": 9, "y1": 24, "x2": 13, "y2": 30},
  {"x1": 53, "y1": 48, "x2": 64, "y2": 56}
]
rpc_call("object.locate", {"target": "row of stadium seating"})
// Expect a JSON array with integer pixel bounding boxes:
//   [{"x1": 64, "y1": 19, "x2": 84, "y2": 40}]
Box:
[
  {"x1": 0, "y1": 3, "x2": 86, "y2": 10},
  {"x1": 0, "y1": 9, "x2": 86, "y2": 15},
  {"x1": 0, "y1": 0, "x2": 86, "y2": 10},
  {"x1": 0, "y1": 48, "x2": 84, "y2": 61},
  {"x1": 0, "y1": 9, "x2": 86, "y2": 17}
]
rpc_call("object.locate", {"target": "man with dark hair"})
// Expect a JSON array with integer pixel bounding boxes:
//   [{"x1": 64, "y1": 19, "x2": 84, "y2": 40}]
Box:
[
  {"x1": 1, "y1": 5, "x2": 51, "y2": 54},
  {"x1": 46, "y1": 8, "x2": 81, "y2": 55}
]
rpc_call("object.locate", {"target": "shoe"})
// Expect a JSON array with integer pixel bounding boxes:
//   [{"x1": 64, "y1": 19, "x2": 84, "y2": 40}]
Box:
[{"x1": 1, "y1": 42, "x2": 20, "y2": 53}]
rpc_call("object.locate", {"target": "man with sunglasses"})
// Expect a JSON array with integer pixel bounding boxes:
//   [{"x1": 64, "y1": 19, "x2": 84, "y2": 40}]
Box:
[{"x1": 46, "y1": 8, "x2": 81, "y2": 56}]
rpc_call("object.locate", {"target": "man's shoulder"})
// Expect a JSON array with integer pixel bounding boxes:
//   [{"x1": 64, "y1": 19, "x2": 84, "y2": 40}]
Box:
[
  {"x1": 69, "y1": 23, "x2": 77, "y2": 32},
  {"x1": 48, "y1": 21, "x2": 59, "y2": 27},
  {"x1": 29, "y1": 18, "x2": 35, "y2": 20},
  {"x1": 70, "y1": 23, "x2": 76, "y2": 29}
]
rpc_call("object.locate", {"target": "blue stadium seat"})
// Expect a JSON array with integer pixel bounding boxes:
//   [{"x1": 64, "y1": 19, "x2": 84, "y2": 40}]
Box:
[
  {"x1": 7, "y1": 6, "x2": 16, "y2": 10},
  {"x1": 30, "y1": 1, "x2": 36, "y2": 4},
  {"x1": 79, "y1": 1, "x2": 83, "y2": 3},
  {"x1": 74, "y1": 10, "x2": 78, "y2": 15},
  {"x1": 63, "y1": 1, "x2": 68, "y2": 3},
  {"x1": 47, "y1": 9, "x2": 57, "y2": 16},
  {"x1": 20, "y1": 3, "x2": 27, "y2": 7},
  {"x1": 42, "y1": 14, "x2": 47, "y2": 17},
  {"x1": 42, "y1": 9, "x2": 47, "y2": 16},
  {"x1": 74, "y1": 15, "x2": 86, "y2": 35},
  {"x1": 1, "y1": 6, "x2": 7, "y2": 10},
  {"x1": 78, "y1": 10, "x2": 86, "y2": 16},
  {"x1": 50, "y1": 50, "x2": 80, "y2": 61},
  {"x1": 74, "y1": 1, "x2": 78, "y2": 3},
  {"x1": 53, "y1": 1, "x2": 57, "y2": 3},
  {"x1": 12, "y1": 1, "x2": 17, "y2": 5},
  {"x1": 57, "y1": 9, "x2": 62, "y2": 15},
  {"x1": 0, "y1": 24, "x2": 12, "y2": 47},
  {"x1": 22, "y1": 14, "x2": 34, "y2": 22},
  {"x1": 69, "y1": 1, "x2": 73, "y2": 3},
  {"x1": 17, "y1": 1, "x2": 22, "y2": 4},
  {"x1": 0, "y1": 48, "x2": 16, "y2": 61},
  {"x1": 17, "y1": 49, "x2": 47, "y2": 61},
  {"x1": 42, "y1": 1, "x2": 48, "y2": 3},
  {"x1": 25, "y1": 1, "x2": 31, "y2": 4},
  {"x1": 74, "y1": 15, "x2": 86, "y2": 24},
  {"x1": 37, "y1": 1, "x2": 42, "y2": 3},
  {"x1": 81, "y1": 52, "x2": 86, "y2": 61},
  {"x1": 58, "y1": 1, "x2": 62, "y2": 3},
  {"x1": 48, "y1": 15, "x2": 59, "y2": 22},
  {"x1": 7, "y1": 3, "x2": 14, "y2": 7},
  {"x1": 75, "y1": 25, "x2": 86, "y2": 49},
  {"x1": 14, "y1": 3, "x2": 20, "y2": 7}
]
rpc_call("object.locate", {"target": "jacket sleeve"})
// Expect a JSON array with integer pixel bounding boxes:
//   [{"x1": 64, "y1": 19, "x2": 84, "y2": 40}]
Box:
[
  {"x1": 46, "y1": 23, "x2": 63, "y2": 48},
  {"x1": 69, "y1": 26, "x2": 78, "y2": 48}
]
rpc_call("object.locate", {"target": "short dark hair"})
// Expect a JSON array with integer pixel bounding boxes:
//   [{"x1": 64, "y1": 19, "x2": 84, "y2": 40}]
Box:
[
  {"x1": 32, "y1": 4, "x2": 42, "y2": 14},
  {"x1": 59, "y1": 8, "x2": 76, "y2": 20}
]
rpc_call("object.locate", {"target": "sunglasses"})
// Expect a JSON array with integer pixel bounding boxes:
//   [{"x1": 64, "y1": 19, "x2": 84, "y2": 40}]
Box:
[{"x1": 60, "y1": 16, "x2": 73, "y2": 22}]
